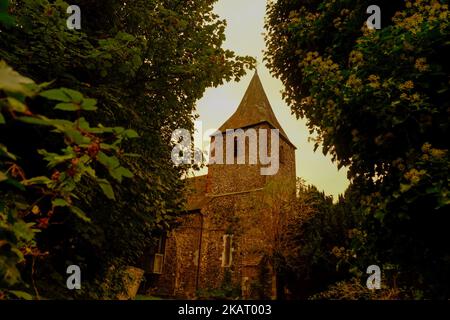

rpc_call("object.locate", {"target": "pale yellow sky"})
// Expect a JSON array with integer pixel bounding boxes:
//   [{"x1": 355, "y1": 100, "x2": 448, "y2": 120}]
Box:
[{"x1": 193, "y1": 0, "x2": 349, "y2": 198}]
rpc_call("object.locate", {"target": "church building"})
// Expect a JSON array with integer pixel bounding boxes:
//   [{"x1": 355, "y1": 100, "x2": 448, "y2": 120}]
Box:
[{"x1": 146, "y1": 71, "x2": 296, "y2": 299}]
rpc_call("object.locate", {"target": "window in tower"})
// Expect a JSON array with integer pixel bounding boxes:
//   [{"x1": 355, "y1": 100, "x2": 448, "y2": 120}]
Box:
[{"x1": 222, "y1": 234, "x2": 233, "y2": 268}]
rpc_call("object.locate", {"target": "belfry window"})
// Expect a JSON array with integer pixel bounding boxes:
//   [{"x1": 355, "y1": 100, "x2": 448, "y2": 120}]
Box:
[{"x1": 233, "y1": 137, "x2": 238, "y2": 158}]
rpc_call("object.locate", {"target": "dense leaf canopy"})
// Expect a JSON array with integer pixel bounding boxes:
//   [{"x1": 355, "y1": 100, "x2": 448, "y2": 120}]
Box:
[
  {"x1": 266, "y1": 0, "x2": 449, "y2": 298},
  {"x1": 1, "y1": 0, "x2": 254, "y2": 298}
]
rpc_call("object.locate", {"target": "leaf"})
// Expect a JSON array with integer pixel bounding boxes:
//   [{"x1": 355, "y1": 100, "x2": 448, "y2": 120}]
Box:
[
  {"x1": 64, "y1": 129, "x2": 91, "y2": 145},
  {"x1": 2, "y1": 266, "x2": 21, "y2": 286},
  {"x1": 99, "y1": 143, "x2": 119, "y2": 152},
  {"x1": 18, "y1": 116, "x2": 54, "y2": 126},
  {"x1": 0, "y1": 171, "x2": 7, "y2": 182},
  {"x1": 9, "y1": 290, "x2": 33, "y2": 300},
  {"x1": 116, "y1": 31, "x2": 135, "y2": 42},
  {"x1": 97, "y1": 152, "x2": 120, "y2": 170},
  {"x1": 77, "y1": 117, "x2": 91, "y2": 130},
  {"x1": 6, "y1": 97, "x2": 27, "y2": 113},
  {"x1": 123, "y1": 153, "x2": 141, "y2": 158},
  {"x1": 84, "y1": 166, "x2": 97, "y2": 178},
  {"x1": 54, "y1": 102, "x2": 80, "y2": 111},
  {"x1": 11, "y1": 247, "x2": 24, "y2": 261},
  {"x1": 61, "y1": 88, "x2": 83, "y2": 102},
  {"x1": 97, "y1": 178, "x2": 116, "y2": 200},
  {"x1": 400, "y1": 183, "x2": 411, "y2": 193},
  {"x1": 12, "y1": 220, "x2": 36, "y2": 241},
  {"x1": 31, "y1": 205, "x2": 40, "y2": 214},
  {"x1": 69, "y1": 206, "x2": 91, "y2": 222},
  {"x1": 0, "y1": 61, "x2": 34, "y2": 95},
  {"x1": 0, "y1": 112, "x2": 4, "y2": 124},
  {"x1": 0, "y1": 144, "x2": 16, "y2": 160},
  {"x1": 123, "y1": 129, "x2": 139, "y2": 138},
  {"x1": 38, "y1": 149, "x2": 74, "y2": 168},
  {"x1": 374, "y1": 211, "x2": 385, "y2": 221},
  {"x1": 39, "y1": 88, "x2": 72, "y2": 102},
  {"x1": 36, "y1": 80, "x2": 55, "y2": 90},
  {"x1": 116, "y1": 167, "x2": 133, "y2": 178},
  {"x1": 52, "y1": 198, "x2": 69, "y2": 207},
  {"x1": 81, "y1": 98, "x2": 97, "y2": 111},
  {"x1": 21, "y1": 176, "x2": 52, "y2": 186},
  {"x1": 112, "y1": 127, "x2": 125, "y2": 134}
]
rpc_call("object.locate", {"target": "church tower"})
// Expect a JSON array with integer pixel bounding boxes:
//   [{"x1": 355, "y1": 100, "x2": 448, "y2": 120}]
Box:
[
  {"x1": 206, "y1": 70, "x2": 296, "y2": 195},
  {"x1": 195, "y1": 71, "x2": 296, "y2": 298}
]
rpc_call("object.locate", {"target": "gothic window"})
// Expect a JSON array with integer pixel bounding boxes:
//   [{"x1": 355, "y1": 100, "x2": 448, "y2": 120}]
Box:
[
  {"x1": 222, "y1": 234, "x2": 233, "y2": 268},
  {"x1": 153, "y1": 253, "x2": 164, "y2": 274},
  {"x1": 233, "y1": 137, "x2": 238, "y2": 158},
  {"x1": 210, "y1": 137, "x2": 216, "y2": 160}
]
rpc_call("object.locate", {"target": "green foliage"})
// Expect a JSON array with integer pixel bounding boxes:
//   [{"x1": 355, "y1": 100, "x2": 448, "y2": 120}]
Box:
[
  {"x1": 276, "y1": 180, "x2": 358, "y2": 299},
  {"x1": 196, "y1": 269, "x2": 241, "y2": 300},
  {"x1": 1, "y1": 0, "x2": 253, "y2": 299},
  {"x1": 310, "y1": 277, "x2": 411, "y2": 300},
  {"x1": 0, "y1": 0, "x2": 14, "y2": 27},
  {"x1": 266, "y1": 0, "x2": 450, "y2": 298},
  {"x1": 0, "y1": 61, "x2": 136, "y2": 298}
]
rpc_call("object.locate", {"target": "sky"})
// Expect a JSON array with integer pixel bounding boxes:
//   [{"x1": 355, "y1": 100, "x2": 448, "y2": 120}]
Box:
[{"x1": 192, "y1": 0, "x2": 349, "y2": 198}]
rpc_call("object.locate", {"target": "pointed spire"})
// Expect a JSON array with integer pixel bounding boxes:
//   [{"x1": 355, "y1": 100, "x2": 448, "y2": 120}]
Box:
[{"x1": 218, "y1": 71, "x2": 294, "y2": 147}]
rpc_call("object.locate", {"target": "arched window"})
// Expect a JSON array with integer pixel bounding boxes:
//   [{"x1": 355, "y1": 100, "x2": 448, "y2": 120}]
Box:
[{"x1": 222, "y1": 234, "x2": 233, "y2": 267}]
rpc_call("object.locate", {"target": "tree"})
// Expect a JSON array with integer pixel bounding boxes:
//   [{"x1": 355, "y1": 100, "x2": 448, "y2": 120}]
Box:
[
  {"x1": 1, "y1": 0, "x2": 254, "y2": 298},
  {"x1": 273, "y1": 180, "x2": 357, "y2": 299},
  {"x1": 266, "y1": 0, "x2": 449, "y2": 298}
]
